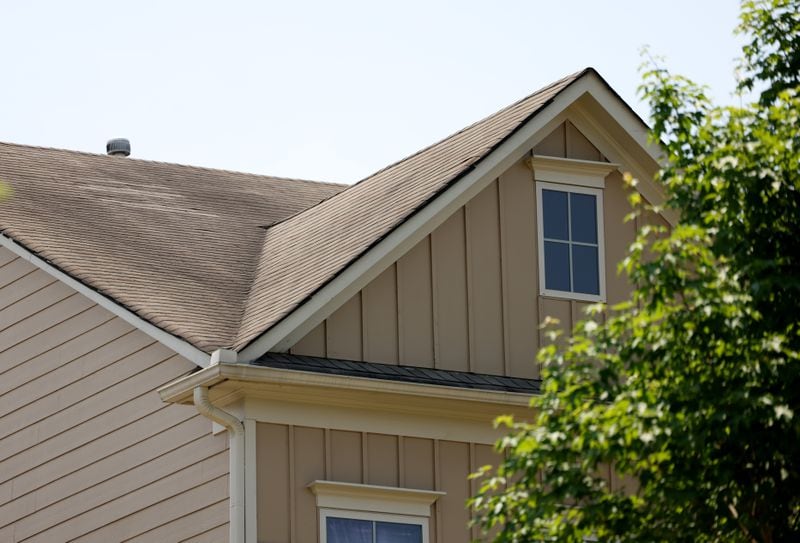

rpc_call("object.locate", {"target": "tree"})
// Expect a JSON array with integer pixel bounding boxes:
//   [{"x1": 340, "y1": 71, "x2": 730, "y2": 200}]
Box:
[{"x1": 470, "y1": 1, "x2": 800, "y2": 541}]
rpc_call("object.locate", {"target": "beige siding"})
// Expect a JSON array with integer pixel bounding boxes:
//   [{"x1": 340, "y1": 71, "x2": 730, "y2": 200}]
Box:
[
  {"x1": 431, "y1": 210, "x2": 469, "y2": 372},
  {"x1": 292, "y1": 122, "x2": 650, "y2": 379},
  {"x1": 398, "y1": 237, "x2": 435, "y2": 367},
  {"x1": 0, "y1": 247, "x2": 229, "y2": 542},
  {"x1": 256, "y1": 422, "x2": 501, "y2": 543},
  {"x1": 465, "y1": 180, "x2": 505, "y2": 374}
]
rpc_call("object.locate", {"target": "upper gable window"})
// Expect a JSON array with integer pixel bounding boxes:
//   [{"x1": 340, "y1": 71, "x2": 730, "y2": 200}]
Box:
[{"x1": 529, "y1": 156, "x2": 616, "y2": 303}]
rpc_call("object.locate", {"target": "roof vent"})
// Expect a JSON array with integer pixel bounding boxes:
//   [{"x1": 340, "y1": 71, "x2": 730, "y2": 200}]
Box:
[{"x1": 106, "y1": 138, "x2": 131, "y2": 157}]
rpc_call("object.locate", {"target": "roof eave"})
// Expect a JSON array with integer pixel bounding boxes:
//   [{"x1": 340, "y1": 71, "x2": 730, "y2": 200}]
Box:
[{"x1": 158, "y1": 361, "x2": 533, "y2": 409}]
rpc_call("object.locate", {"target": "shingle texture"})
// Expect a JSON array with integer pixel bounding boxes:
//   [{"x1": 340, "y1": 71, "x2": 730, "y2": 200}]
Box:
[
  {"x1": 0, "y1": 69, "x2": 586, "y2": 353},
  {"x1": 232, "y1": 70, "x2": 584, "y2": 349},
  {"x1": 255, "y1": 352, "x2": 541, "y2": 394},
  {"x1": 0, "y1": 145, "x2": 344, "y2": 350}
]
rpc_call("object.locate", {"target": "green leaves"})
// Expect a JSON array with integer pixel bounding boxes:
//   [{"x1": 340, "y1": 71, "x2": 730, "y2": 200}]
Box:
[{"x1": 470, "y1": 1, "x2": 800, "y2": 541}]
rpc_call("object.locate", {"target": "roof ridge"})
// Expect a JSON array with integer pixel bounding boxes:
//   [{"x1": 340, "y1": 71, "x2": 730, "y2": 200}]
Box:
[
  {"x1": 347, "y1": 67, "x2": 591, "y2": 187},
  {"x1": 256, "y1": 68, "x2": 590, "y2": 237},
  {"x1": 0, "y1": 140, "x2": 347, "y2": 189}
]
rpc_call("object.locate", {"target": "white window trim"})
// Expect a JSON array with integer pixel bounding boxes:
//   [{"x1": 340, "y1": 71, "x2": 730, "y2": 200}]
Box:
[
  {"x1": 319, "y1": 508, "x2": 430, "y2": 543},
  {"x1": 309, "y1": 480, "x2": 444, "y2": 543},
  {"x1": 527, "y1": 155, "x2": 618, "y2": 189},
  {"x1": 536, "y1": 181, "x2": 607, "y2": 303}
]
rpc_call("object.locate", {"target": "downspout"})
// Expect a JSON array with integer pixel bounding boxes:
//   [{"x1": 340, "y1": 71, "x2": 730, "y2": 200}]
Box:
[{"x1": 194, "y1": 384, "x2": 245, "y2": 543}]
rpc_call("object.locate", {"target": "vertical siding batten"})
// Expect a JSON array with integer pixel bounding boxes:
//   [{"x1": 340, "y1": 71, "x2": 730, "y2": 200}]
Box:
[{"x1": 498, "y1": 175, "x2": 512, "y2": 377}]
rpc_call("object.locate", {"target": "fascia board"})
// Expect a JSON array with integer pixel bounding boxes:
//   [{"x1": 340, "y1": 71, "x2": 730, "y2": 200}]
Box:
[{"x1": 0, "y1": 233, "x2": 211, "y2": 368}]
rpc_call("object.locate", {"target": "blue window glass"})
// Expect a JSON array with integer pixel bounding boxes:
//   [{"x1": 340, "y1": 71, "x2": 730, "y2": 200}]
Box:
[
  {"x1": 540, "y1": 186, "x2": 601, "y2": 297},
  {"x1": 542, "y1": 189, "x2": 569, "y2": 240},
  {"x1": 572, "y1": 245, "x2": 600, "y2": 295},
  {"x1": 377, "y1": 521, "x2": 423, "y2": 543},
  {"x1": 326, "y1": 517, "x2": 423, "y2": 543},
  {"x1": 327, "y1": 517, "x2": 372, "y2": 543},
  {"x1": 544, "y1": 241, "x2": 571, "y2": 291},
  {"x1": 570, "y1": 193, "x2": 597, "y2": 244}
]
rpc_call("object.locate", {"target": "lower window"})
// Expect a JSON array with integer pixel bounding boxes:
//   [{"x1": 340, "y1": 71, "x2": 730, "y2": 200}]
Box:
[
  {"x1": 323, "y1": 510, "x2": 424, "y2": 543},
  {"x1": 309, "y1": 480, "x2": 442, "y2": 543}
]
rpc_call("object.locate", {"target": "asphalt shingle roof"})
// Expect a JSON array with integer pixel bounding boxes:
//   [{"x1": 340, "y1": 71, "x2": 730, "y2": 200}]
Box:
[
  {"x1": 0, "y1": 145, "x2": 344, "y2": 350},
  {"x1": 0, "y1": 69, "x2": 589, "y2": 353}
]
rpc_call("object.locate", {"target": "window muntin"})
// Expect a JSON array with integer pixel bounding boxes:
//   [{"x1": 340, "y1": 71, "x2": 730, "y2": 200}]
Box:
[{"x1": 537, "y1": 182, "x2": 605, "y2": 301}]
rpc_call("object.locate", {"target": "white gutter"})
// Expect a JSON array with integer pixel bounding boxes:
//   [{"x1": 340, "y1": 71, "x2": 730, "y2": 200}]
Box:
[
  {"x1": 193, "y1": 385, "x2": 246, "y2": 543},
  {"x1": 0, "y1": 233, "x2": 211, "y2": 368},
  {"x1": 159, "y1": 361, "x2": 532, "y2": 408}
]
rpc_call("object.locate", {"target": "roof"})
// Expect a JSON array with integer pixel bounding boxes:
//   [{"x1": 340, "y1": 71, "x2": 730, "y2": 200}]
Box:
[
  {"x1": 255, "y1": 352, "x2": 540, "y2": 394},
  {"x1": 0, "y1": 68, "x2": 595, "y2": 354},
  {"x1": 0, "y1": 144, "x2": 344, "y2": 351},
  {"x1": 235, "y1": 69, "x2": 586, "y2": 349}
]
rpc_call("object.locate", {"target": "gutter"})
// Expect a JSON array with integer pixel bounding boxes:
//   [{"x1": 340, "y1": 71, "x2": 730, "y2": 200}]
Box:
[
  {"x1": 159, "y1": 361, "x2": 532, "y2": 408},
  {"x1": 193, "y1": 385, "x2": 246, "y2": 543}
]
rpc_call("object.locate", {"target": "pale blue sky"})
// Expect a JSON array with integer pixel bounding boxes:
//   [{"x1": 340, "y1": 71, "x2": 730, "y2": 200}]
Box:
[{"x1": 1, "y1": 1, "x2": 742, "y2": 184}]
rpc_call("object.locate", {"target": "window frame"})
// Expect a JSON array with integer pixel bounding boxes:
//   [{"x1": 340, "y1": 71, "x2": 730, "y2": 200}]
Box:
[
  {"x1": 309, "y1": 480, "x2": 443, "y2": 543},
  {"x1": 319, "y1": 508, "x2": 429, "y2": 543},
  {"x1": 536, "y1": 180, "x2": 606, "y2": 302}
]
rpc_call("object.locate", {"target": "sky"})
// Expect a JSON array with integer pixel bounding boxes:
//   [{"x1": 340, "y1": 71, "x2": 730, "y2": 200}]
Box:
[{"x1": 0, "y1": 1, "x2": 743, "y2": 184}]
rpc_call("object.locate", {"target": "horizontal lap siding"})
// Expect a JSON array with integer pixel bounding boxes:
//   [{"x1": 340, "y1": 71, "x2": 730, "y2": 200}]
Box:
[
  {"x1": 0, "y1": 247, "x2": 229, "y2": 542},
  {"x1": 256, "y1": 422, "x2": 498, "y2": 543}
]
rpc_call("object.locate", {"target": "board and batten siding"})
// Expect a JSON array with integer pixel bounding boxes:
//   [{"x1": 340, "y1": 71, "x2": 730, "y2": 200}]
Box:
[
  {"x1": 255, "y1": 422, "x2": 631, "y2": 543},
  {"x1": 0, "y1": 246, "x2": 229, "y2": 542},
  {"x1": 256, "y1": 422, "x2": 497, "y2": 543},
  {"x1": 290, "y1": 122, "x2": 664, "y2": 378}
]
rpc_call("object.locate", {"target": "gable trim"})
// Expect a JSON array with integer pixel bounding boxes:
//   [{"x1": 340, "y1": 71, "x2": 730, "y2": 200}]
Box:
[
  {"x1": 568, "y1": 103, "x2": 679, "y2": 225},
  {"x1": 0, "y1": 233, "x2": 211, "y2": 368},
  {"x1": 238, "y1": 71, "x2": 669, "y2": 360}
]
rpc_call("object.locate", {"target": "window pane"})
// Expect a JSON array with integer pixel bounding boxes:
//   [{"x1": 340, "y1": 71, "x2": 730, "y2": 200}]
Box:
[
  {"x1": 572, "y1": 245, "x2": 599, "y2": 295},
  {"x1": 377, "y1": 521, "x2": 423, "y2": 543},
  {"x1": 544, "y1": 241, "x2": 570, "y2": 292},
  {"x1": 570, "y1": 193, "x2": 597, "y2": 244},
  {"x1": 327, "y1": 517, "x2": 373, "y2": 543},
  {"x1": 542, "y1": 189, "x2": 569, "y2": 240}
]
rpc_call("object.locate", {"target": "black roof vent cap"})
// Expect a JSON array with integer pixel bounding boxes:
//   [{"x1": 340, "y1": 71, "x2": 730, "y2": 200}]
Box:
[{"x1": 106, "y1": 138, "x2": 131, "y2": 157}]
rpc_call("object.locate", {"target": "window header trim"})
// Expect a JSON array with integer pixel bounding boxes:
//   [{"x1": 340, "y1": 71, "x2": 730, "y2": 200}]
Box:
[
  {"x1": 527, "y1": 155, "x2": 618, "y2": 188},
  {"x1": 309, "y1": 480, "x2": 445, "y2": 517}
]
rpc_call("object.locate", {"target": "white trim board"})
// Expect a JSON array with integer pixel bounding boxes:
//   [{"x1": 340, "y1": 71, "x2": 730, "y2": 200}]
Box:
[
  {"x1": 0, "y1": 233, "x2": 211, "y2": 368},
  {"x1": 310, "y1": 480, "x2": 444, "y2": 517},
  {"x1": 239, "y1": 71, "x2": 669, "y2": 360}
]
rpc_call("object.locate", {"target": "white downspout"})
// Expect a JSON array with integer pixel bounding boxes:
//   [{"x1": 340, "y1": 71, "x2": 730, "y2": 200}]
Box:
[{"x1": 194, "y1": 384, "x2": 245, "y2": 543}]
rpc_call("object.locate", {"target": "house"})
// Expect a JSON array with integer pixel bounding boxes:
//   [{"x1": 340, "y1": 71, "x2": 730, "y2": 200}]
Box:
[{"x1": 0, "y1": 68, "x2": 673, "y2": 542}]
